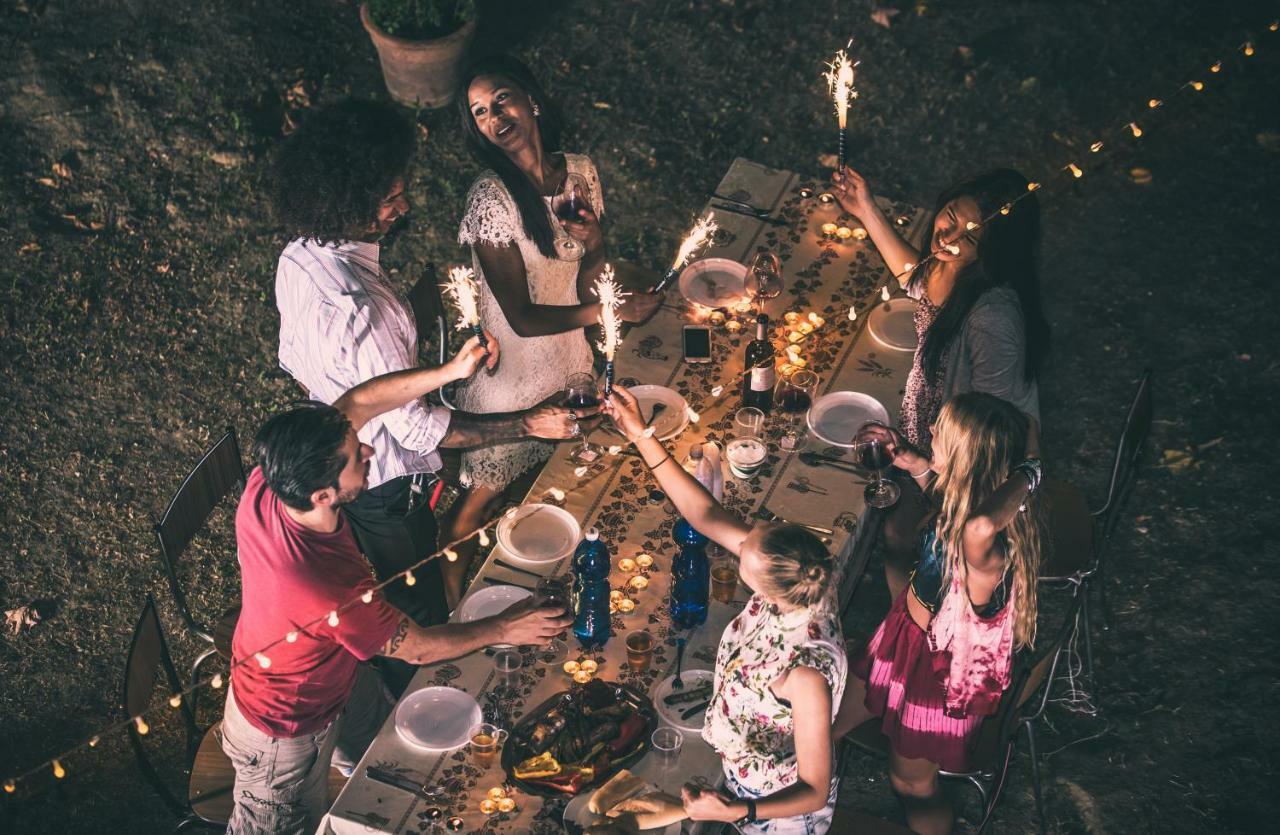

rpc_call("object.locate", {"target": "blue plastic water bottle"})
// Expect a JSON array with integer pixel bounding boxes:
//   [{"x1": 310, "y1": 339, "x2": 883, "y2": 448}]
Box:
[
  {"x1": 572, "y1": 528, "x2": 612, "y2": 650},
  {"x1": 670, "y1": 518, "x2": 710, "y2": 629}
]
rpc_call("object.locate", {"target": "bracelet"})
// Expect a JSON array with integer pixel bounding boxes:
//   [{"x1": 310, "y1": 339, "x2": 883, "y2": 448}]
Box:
[
  {"x1": 644, "y1": 452, "x2": 673, "y2": 470},
  {"x1": 909, "y1": 464, "x2": 933, "y2": 479},
  {"x1": 736, "y1": 798, "x2": 757, "y2": 824},
  {"x1": 1010, "y1": 457, "x2": 1043, "y2": 496}
]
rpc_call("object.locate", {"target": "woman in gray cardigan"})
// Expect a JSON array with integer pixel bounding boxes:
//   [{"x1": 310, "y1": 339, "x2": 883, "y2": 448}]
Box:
[{"x1": 831, "y1": 167, "x2": 1050, "y2": 598}]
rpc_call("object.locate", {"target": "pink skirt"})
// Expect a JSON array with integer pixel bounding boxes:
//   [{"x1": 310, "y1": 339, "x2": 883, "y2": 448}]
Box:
[{"x1": 851, "y1": 590, "x2": 990, "y2": 772}]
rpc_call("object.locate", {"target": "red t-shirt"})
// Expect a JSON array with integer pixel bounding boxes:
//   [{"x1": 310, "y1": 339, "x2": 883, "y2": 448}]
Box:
[{"x1": 230, "y1": 467, "x2": 401, "y2": 738}]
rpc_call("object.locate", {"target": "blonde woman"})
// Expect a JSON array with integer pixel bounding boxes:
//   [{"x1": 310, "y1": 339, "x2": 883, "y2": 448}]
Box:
[
  {"x1": 603, "y1": 386, "x2": 846, "y2": 834},
  {"x1": 833, "y1": 392, "x2": 1043, "y2": 835}
]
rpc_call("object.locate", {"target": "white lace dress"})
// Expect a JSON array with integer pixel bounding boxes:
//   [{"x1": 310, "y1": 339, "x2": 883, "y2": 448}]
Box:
[{"x1": 455, "y1": 153, "x2": 602, "y2": 491}]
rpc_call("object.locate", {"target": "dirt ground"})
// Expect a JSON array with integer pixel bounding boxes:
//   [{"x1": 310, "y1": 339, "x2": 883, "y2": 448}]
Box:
[{"x1": 1, "y1": 0, "x2": 1278, "y2": 832}]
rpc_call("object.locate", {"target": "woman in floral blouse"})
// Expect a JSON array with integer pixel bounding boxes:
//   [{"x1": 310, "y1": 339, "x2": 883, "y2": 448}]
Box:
[{"x1": 604, "y1": 387, "x2": 846, "y2": 834}]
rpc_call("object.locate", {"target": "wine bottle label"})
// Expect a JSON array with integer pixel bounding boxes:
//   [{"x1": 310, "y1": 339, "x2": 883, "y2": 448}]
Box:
[{"x1": 749, "y1": 365, "x2": 776, "y2": 392}]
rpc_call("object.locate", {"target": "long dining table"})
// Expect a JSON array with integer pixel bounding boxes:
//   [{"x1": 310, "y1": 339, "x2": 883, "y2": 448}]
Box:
[{"x1": 320, "y1": 157, "x2": 926, "y2": 834}]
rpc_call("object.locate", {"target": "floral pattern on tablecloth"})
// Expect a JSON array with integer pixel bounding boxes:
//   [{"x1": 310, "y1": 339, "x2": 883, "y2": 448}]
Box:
[{"x1": 701, "y1": 595, "x2": 847, "y2": 795}]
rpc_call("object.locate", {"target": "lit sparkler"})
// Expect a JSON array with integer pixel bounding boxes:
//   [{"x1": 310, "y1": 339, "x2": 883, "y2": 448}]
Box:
[
  {"x1": 823, "y1": 45, "x2": 859, "y2": 172},
  {"x1": 594, "y1": 264, "x2": 627, "y2": 395},
  {"x1": 651, "y1": 213, "x2": 718, "y2": 292},
  {"x1": 441, "y1": 266, "x2": 489, "y2": 353}
]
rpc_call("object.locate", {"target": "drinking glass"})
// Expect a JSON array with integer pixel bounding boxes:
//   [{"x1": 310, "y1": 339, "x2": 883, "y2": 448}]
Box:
[
  {"x1": 775, "y1": 369, "x2": 818, "y2": 451},
  {"x1": 493, "y1": 648, "x2": 524, "y2": 687},
  {"x1": 550, "y1": 173, "x2": 591, "y2": 262},
  {"x1": 625, "y1": 630, "x2": 654, "y2": 672},
  {"x1": 468, "y1": 722, "x2": 509, "y2": 769},
  {"x1": 727, "y1": 407, "x2": 767, "y2": 479},
  {"x1": 651, "y1": 727, "x2": 684, "y2": 767},
  {"x1": 563, "y1": 372, "x2": 603, "y2": 465},
  {"x1": 710, "y1": 560, "x2": 739, "y2": 604},
  {"x1": 535, "y1": 576, "x2": 571, "y2": 666},
  {"x1": 855, "y1": 424, "x2": 900, "y2": 509},
  {"x1": 748, "y1": 251, "x2": 782, "y2": 300}
]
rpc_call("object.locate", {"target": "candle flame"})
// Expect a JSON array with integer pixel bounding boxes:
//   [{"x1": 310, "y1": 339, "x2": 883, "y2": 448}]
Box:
[
  {"x1": 670, "y1": 214, "x2": 718, "y2": 270},
  {"x1": 442, "y1": 266, "x2": 482, "y2": 329},
  {"x1": 824, "y1": 49, "x2": 859, "y2": 129},
  {"x1": 594, "y1": 264, "x2": 627, "y2": 360}
]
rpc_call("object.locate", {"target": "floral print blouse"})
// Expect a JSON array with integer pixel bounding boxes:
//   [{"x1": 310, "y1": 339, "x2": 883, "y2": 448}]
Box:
[{"x1": 702, "y1": 595, "x2": 847, "y2": 794}]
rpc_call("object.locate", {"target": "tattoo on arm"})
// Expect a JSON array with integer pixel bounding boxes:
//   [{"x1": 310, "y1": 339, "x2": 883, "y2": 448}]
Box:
[
  {"x1": 383, "y1": 617, "x2": 411, "y2": 656},
  {"x1": 439, "y1": 413, "x2": 525, "y2": 449}
]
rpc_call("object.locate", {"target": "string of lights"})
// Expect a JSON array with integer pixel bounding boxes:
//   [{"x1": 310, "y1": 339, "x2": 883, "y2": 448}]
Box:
[{"x1": 3, "y1": 13, "x2": 1277, "y2": 803}]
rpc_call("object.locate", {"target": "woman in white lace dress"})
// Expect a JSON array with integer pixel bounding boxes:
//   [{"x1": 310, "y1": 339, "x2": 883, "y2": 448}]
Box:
[{"x1": 445, "y1": 56, "x2": 660, "y2": 600}]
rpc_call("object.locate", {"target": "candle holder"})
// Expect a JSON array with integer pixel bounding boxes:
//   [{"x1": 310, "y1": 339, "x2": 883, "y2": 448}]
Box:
[
  {"x1": 617, "y1": 597, "x2": 636, "y2": 614},
  {"x1": 820, "y1": 222, "x2": 838, "y2": 240},
  {"x1": 635, "y1": 553, "x2": 654, "y2": 572},
  {"x1": 852, "y1": 227, "x2": 868, "y2": 241},
  {"x1": 798, "y1": 187, "x2": 814, "y2": 199},
  {"x1": 818, "y1": 193, "x2": 836, "y2": 206},
  {"x1": 708, "y1": 309, "x2": 726, "y2": 327},
  {"x1": 784, "y1": 311, "x2": 801, "y2": 325},
  {"x1": 835, "y1": 226, "x2": 853, "y2": 242},
  {"x1": 617, "y1": 557, "x2": 637, "y2": 573},
  {"x1": 725, "y1": 319, "x2": 743, "y2": 335}
]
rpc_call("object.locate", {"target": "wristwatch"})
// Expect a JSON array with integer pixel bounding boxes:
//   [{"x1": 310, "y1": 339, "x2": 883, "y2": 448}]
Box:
[{"x1": 735, "y1": 798, "x2": 758, "y2": 825}]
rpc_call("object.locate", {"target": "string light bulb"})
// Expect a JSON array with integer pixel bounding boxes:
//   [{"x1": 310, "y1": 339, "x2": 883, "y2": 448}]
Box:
[
  {"x1": 1270, "y1": 21, "x2": 1278, "y2": 32},
  {"x1": 478, "y1": 529, "x2": 490, "y2": 547},
  {"x1": 444, "y1": 549, "x2": 459, "y2": 562},
  {"x1": 404, "y1": 569, "x2": 416, "y2": 586},
  {"x1": 286, "y1": 630, "x2": 299, "y2": 643},
  {"x1": 1068, "y1": 163, "x2": 1084, "y2": 178},
  {"x1": 52, "y1": 760, "x2": 65, "y2": 779},
  {"x1": 966, "y1": 221, "x2": 979, "y2": 231},
  {"x1": 1027, "y1": 181, "x2": 1041, "y2": 191},
  {"x1": 135, "y1": 716, "x2": 149, "y2": 735},
  {"x1": 1210, "y1": 60, "x2": 1222, "y2": 73},
  {"x1": 1129, "y1": 122, "x2": 1143, "y2": 138},
  {"x1": 1148, "y1": 98, "x2": 1162, "y2": 109},
  {"x1": 88, "y1": 735, "x2": 100, "y2": 748},
  {"x1": 169, "y1": 694, "x2": 182, "y2": 709},
  {"x1": 255, "y1": 652, "x2": 271, "y2": 669},
  {"x1": 1000, "y1": 204, "x2": 1012, "y2": 215},
  {"x1": 847, "y1": 305, "x2": 857, "y2": 321},
  {"x1": 882, "y1": 285, "x2": 893, "y2": 301},
  {"x1": 211, "y1": 673, "x2": 223, "y2": 689},
  {"x1": 361, "y1": 589, "x2": 373, "y2": 604},
  {"x1": 1243, "y1": 42, "x2": 1254, "y2": 56},
  {"x1": 4, "y1": 779, "x2": 14, "y2": 793},
  {"x1": 1090, "y1": 141, "x2": 1104, "y2": 153},
  {"x1": 327, "y1": 610, "x2": 340, "y2": 627},
  {"x1": 1190, "y1": 80, "x2": 1204, "y2": 91}
]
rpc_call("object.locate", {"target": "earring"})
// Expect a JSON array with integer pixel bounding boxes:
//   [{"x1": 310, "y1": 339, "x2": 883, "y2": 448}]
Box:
[{"x1": 532, "y1": 103, "x2": 541, "y2": 117}]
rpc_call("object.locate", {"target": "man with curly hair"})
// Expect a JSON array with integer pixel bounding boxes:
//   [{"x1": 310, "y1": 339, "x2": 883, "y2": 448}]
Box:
[{"x1": 270, "y1": 99, "x2": 590, "y2": 651}]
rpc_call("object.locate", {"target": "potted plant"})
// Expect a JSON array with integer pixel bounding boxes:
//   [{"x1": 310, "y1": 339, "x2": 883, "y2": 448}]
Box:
[{"x1": 361, "y1": 0, "x2": 478, "y2": 108}]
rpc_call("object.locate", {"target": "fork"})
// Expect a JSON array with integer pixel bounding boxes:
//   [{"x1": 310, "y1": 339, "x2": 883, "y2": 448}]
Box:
[
  {"x1": 672, "y1": 637, "x2": 687, "y2": 690},
  {"x1": 754, "y1": 505, "x2": 834, "y2": 540}
]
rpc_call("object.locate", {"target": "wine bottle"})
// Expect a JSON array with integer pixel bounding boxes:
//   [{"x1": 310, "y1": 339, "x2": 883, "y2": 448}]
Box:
[{"x1": 741, "y1": 313, "x2": 776, "y2": 413}]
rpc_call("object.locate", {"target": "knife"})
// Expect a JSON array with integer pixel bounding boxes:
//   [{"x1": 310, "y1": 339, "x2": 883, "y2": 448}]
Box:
[
  {"x1": 709, "y1": 202, "x2": 780, "y2": 223},
  {"x1": 707, "y1": 192, "x2": 767, "y2": 212},
  {"x1": 365, "y1": 766, "x2": 443, "y2": 801},
  {"x1": 493, "y1": 557, "x2": 545, "y2": 580},
  {"x1": 482, "y1": 576, "x2": 535, "y2": 592},
  {"x1": 680, "y1": 699, "x2": 711, "y2": 720}
]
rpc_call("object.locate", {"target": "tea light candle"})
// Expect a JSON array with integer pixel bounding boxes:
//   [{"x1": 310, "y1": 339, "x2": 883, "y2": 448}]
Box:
[
  {"x1": 896, "y1": 215, "x2": 911, "y2": 226},
  {"x1": 497, "y1": 797, "x2": 517, "y2": 813},
  {"x1": 446, "y1": 816, "x2": 465, "y2": 831},
  {"x1": 787, "y1": 330, "x2": 805, "y2": 344},
  {"x1": 852, "y1": 227, "x2": 868, "y2": 241},
  {"x1": 618, "y1": 557, "x2": 637, "y2": 573},
  {"x1": 786, "y1": 345, "x2": 803, "y2": 362},
  {"x1": 798, "y1": 187, "x2": 814, "y2": 198},
  {"x1": 563, "y1": 660, "x2": 580, "y2": 675},
  {"x1": 618, "y1": 597, "x2": 636, "y2": 613},
  {"x1": 708, "y1": 310, "x2": 726, "y2": 327},
  {"x1": 580, "y1": 658, "x2": 599, "y2": 674},
  {"x1": 784, "y1": 311, "x2": 801, "y2": 325},
  {"x1": 610, "y1": 589, "x2": 625, "y2": 604},
  {"x1": 835, "y1": 226, "x2": 853, "y2": 242},
  {"x1": 725, "y1": 319, "x2": 743, "y2": 334},
  {"x1": 487, "y1": 787, "x2": 507, "y2": 802},
  {"x1": 808, "y1": 312, "x2": 825, "y2": 328},
  {"x1": 733, "y1": 299, "x2": 753, "y2": 316},
  {"x1": 628, "y1": 574, "x2": 649, "y2": 591},
  {"x1": 789, "y1": 355, "x2": 809, "y2": 368},
  {"x1": 480, "y1": 799, "x2": 498, "y2": 815},
  {"x1": 798, "y1": 321, "x2": 814, "y2": 335},
  {"x1": 779, "y1": 363, "x2": 798, "y2": 376},
  {"x1": 818, "y1": 192, "x2": 835, "y2": 205},
  {"x1": 573, "y1": 669, "x2": 593, "y2": 684},
  {"x1": 635, "y1": 553, "x2": 654, "y2": 570},
  {"x1": 820, "y1": 222, "x2": 838, "y2": 238}
]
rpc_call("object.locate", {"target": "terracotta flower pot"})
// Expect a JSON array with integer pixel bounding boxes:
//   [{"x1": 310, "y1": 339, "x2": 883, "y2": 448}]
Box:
[{"x1": 360, "y1": 3, "x2": 477, "y2": 109}]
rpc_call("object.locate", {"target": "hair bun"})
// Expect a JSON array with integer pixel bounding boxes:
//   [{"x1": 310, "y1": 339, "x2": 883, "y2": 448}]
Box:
[{"x1": 803, "y1": 563, "x2": 826, "y2": 583}]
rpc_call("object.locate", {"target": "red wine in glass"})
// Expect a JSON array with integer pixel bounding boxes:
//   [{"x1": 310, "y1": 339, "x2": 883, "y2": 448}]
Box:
[
  {"x1": 555, "y1": 191, "x2": 585, "y2": 222},
  {"x1": 564, "y1": 392, "x2": 600, "y2": 410},
  {"x1": 860, "y1": 440, "x2": 892, "y2": 471},
  {"x1": 857, "y1": 438, "x2": 900, "y2": 508},
  {"x1": 777, "y1": 389, "x2": 812, "y2": 414}
]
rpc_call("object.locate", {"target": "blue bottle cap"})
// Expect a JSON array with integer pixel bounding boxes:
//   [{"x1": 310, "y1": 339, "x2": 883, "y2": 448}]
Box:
[{"x1": 584, "y1": 527, "x2": 599, "y2": 541}]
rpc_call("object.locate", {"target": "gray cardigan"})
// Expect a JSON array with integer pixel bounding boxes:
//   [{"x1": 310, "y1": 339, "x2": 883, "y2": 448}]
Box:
[{"x1": 910, "y1": 283, "x2": 1040, "y2": 423}]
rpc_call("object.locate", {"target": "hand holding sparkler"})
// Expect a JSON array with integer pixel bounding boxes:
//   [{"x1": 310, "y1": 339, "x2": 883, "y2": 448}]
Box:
[
  {"x1": 823, "y1": 46, "x2": 859, "y2": 173},
  {"x1": 441, "y1": 266, "x2": 490, "y2": 356},
  {"x1": 594, "y1": 264, "x2": 628, "y2": 396},
  {"x1": 650, "y1": 213, "x2": 719, "y2": 293}
]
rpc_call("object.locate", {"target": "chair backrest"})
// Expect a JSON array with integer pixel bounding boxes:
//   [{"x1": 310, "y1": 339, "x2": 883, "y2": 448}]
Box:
[
  {"x1": 154, "y1": 428, "x2": 245, "y2": 637},
  {"x1": 1093, "y1": 370, "x2": 1153, "y2": 546},
  {"x1": 123, "y1": 595, "x2": 200, "y2": 817},
  {"x1": 407, "y1": 263, "x2": 458, "y2": 410},
  {"x1": 1039, "y1": 478, "x2": 1095, "y2": 580}
]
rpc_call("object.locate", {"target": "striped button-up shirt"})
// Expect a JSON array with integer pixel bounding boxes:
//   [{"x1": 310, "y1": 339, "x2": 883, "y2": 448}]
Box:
[{"x1": 276, "y1": 238, "x2": 451, "y2": 488}]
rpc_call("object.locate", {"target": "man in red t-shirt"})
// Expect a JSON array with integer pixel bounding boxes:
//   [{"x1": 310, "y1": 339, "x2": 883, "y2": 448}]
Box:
[{"x1": 221, "y1": 333, "x2": 577, "y2": 834}]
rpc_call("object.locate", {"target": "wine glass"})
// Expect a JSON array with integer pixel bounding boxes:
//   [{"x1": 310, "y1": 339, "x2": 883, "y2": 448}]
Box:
[
  {"x1": 775, "y1": 369, "x2": 818, "y2": 451},
  {"x1": 855, "y1": 423, "x2": 901, "y2": 508},
  {"x1": 534, "y1": 576, "x2": 571, "y2": 666},
  {"x1": 748, "y1": 251, "x2": 782, "y2": 301},
  {"x1": 563, "y1": 372, "x2": 603, "y2": 465},
  {"x1": 550, "y1": 172, "x2": 591, "y2": 262}
]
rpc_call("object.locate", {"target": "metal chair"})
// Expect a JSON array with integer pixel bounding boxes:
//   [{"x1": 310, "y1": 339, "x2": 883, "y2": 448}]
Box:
[
  {"x1": 1040, "y1": 370, "x2": 1152, "y2": 690},
  {"x1": 842, "y1": 591, "x2": 1084, "y2": 834},
  {"x1": 154, "y1": 427, "x2": 246, "y2": 688}
]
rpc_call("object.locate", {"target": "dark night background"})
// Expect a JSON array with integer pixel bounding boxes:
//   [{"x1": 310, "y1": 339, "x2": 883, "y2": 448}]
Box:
[{"x1": 1, "y1": 0, "x2": 1278, "y2": 832}]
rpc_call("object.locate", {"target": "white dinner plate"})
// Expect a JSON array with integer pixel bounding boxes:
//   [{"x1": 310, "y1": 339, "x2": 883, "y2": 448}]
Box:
[
  {"x1": 867, "y1": 298, "x2": 918, "y2": 352},
  {"x1": 678, "y1": 257, "x2": 748, "y2": 308},
  {"x1": 394, "y1": 686, "x2": 481, "y2": 751},
  {"x1": 497, "y1": 503, "x2": 581, "y2": 566},
  {"x1": 627, "y1": 385, "x2": 690, "y2": 442},
  {"x1": 452, "y1": 585, "x2": 533, "y2": 648},
  {"x1": 806, "y1": 391, "x2": 890, "y2": 448},
  {"x1": 564, "y1": 790, "x2": 683, "y2": 835},
  {"x1": 652, "y1": 669, "x2": 716, "y2": 734}
]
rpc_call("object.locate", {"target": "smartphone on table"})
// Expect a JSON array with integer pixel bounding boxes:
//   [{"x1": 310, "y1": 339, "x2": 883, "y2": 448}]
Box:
[{"x1": 683, "y1": 325, "x2": 713, "y2": 364}]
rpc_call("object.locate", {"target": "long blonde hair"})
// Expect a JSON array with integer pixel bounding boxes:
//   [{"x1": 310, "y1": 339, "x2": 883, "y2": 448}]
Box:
[{"x1": 930, "y1": 393, "x2": 1043, "y2": 648}]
